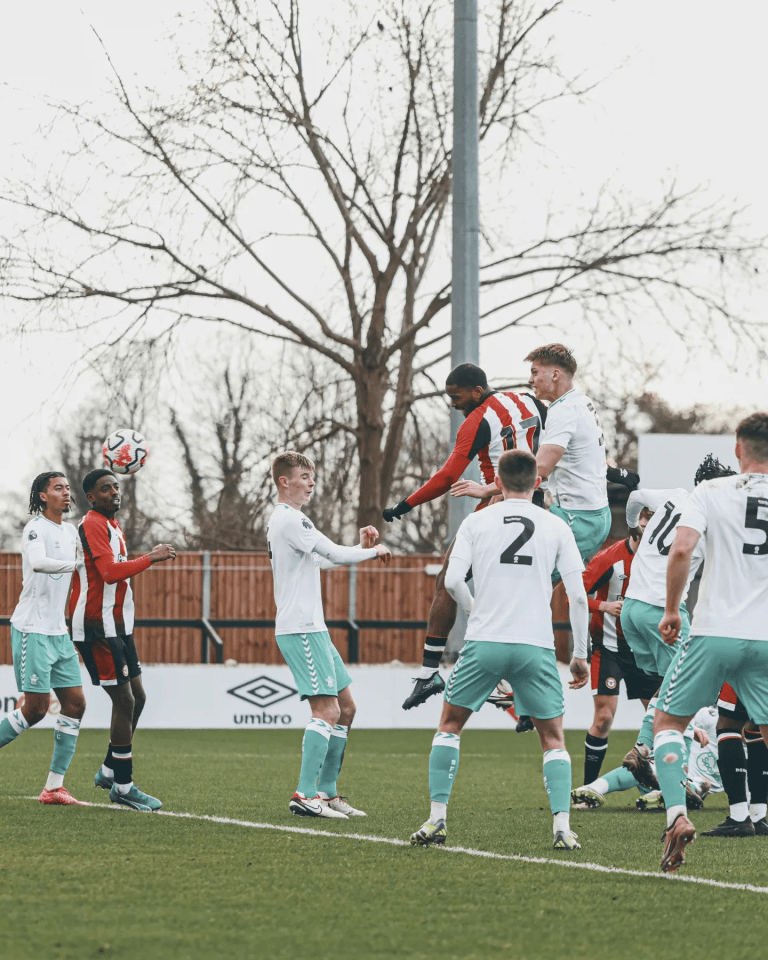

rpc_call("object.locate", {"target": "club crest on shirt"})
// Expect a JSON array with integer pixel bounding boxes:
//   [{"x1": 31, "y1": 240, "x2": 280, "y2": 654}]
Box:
[{"x1": 302, "y1": 519, "x2": 313, "y2": 529}]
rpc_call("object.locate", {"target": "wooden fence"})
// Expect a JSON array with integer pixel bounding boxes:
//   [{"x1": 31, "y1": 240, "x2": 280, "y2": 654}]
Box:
[{"x1": 0, "y1": 551, "x2": 572, "y2": 665}]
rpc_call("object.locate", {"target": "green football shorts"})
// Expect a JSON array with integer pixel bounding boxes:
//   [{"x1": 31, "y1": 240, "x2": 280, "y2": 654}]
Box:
[
  {"x1": 658, "y1": 635, "x2": 768, "y2": 724},
  {"x1": 550, "y1": 504, "x2": 611, "y2": 563},
  {"x1": 445, "y1": 640, "x2": 564, "y2": 720},
  {"x1": 276, "y1": 631, "x2": 352, "y2": 701},
  {"x1": 620, "y1": 597, "x2": 689, "y2": 678},
  {"x1": 11, "y1": 626, "x2": 82, "y2": 694}
]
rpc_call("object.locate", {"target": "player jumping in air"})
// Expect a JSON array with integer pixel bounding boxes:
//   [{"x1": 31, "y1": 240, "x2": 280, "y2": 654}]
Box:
[
  {"x1": 1, "y1": 472, "x2": 87, "y2": 805},
  {"x1": 655, "y1": 414, "x2": 768, "y2": 872},
  {"x1": 382, "y1": 363, "x2": 547, "y2": 710},
  {"x1": 71, "y1": 469, "x2": 176, "y2": 812},
  {"x1": 268, "y1": 451, "x2": 391, "y2": 819},
  {"x1": 409, "y1": 449, "x2": 590, "y2": 850}
]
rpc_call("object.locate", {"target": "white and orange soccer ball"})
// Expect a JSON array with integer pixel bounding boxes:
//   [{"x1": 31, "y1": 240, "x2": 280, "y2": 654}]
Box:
[{"x1": 102, "y1": 429, "x2": 149, "y2": 475}]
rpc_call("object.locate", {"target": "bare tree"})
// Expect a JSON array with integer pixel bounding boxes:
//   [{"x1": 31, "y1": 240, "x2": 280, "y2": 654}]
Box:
[{"x1": 2, "y1": 0, "x2": 765, "y2": 528}]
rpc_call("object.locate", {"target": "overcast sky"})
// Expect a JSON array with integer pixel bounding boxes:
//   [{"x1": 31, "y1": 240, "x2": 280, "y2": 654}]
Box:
[{"x1": 2, "y1": 0, "x2": 767, "y2": 501}]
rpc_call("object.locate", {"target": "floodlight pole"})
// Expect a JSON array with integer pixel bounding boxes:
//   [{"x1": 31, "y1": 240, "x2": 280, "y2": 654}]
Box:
[{"x1": 446, "y1": 0, "x2": 480, "y2": 655}]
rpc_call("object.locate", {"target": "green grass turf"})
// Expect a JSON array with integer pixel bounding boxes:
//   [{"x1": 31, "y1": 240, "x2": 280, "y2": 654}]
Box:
[{"x1": 1, "y1": 728, "x2": 767, "y2": 960}]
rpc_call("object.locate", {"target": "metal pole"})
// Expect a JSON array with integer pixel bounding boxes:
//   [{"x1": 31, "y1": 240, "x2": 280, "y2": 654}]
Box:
[
  {"x1": 201, "y1": 550, "x2": 211, "y2": 664},
  {"x1": 447, "y1": 0, "x2": 480, "y2": 657},
  {"x1": 347, "y1": 564, "x2": 359, "y2": 664}
]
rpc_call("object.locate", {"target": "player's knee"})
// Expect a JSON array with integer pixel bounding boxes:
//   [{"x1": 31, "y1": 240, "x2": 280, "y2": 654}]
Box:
[
  {"x1": 60, "y1": 690, "x2": 87, "y2": 721},
  {"x1": 22, "y1": 704, "x2": 48, "y2": 726},
  {"x1": 339, "y1": 699, "x2": 356, "y2": 727}
]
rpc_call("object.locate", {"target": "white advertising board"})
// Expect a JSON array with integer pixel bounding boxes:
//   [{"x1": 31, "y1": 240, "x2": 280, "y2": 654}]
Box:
[
  {"x1": 0, "y1": 664, "x2": 646, "y2": 731},
  {"x1": 638, "y1": 434, "x2": 737, "y2": 492}
]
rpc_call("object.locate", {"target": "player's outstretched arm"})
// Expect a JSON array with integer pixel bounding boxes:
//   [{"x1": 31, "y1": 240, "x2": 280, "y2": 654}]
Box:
[
  {"x1": 606, "y1": 465, "x2": 640, "y2": 490},
  {"x1": 383, "y1": 449, "x2": 474, "y2": 521},
  {"x1": 561, "y1": 568, "x2": 589, "y2": 689},
  {"x1": 449, "y1": 479, "x2": 498, "y2": 500},
  {"x1": 313, "y1": 533, "x2": 386, "y2": 567}
]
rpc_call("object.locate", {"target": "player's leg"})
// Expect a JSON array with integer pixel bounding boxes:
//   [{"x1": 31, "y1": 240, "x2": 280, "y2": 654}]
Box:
[
  {"x1": 36, "y1": 633, "x2": 88, "y2": 805},
  {"x1": 402, "y1": 541, "x2": 457, "y2": 710},
  {"x1": 411, "y1": 641, "x2": 499, "y2": 845},
  {"x1": 717, "y1": 651, "x2": 768, "y2": 836},
  {"x1": 83, "y1": 635, "x2": 160, "y2": 812},
  {"x1": 277, "y1": 631, "x2": 348, "y2": 818},
  {"x1": 0, "y1": 629, "x2": 52, "y2": 747},
  {"x1": 582, "y1": 648, "x2": 620, "y2": 785},
  {"x1": 653, "y1": 635, "x2": 726, "y2": 871},
  {"x1": 316, "y1": 648, "x2": 366, "y2": 817},
  {"x1": 744, "y1": 724, "x2": 768, "y2": 832},
  {"x1": 509, "y1": 644, "x2": 578, "y2": 848}
]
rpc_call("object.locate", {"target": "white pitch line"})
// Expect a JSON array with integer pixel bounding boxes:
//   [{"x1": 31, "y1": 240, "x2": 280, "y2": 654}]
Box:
[{"x1": 21, "y1": 796, "x2": 768, "y2": 895}]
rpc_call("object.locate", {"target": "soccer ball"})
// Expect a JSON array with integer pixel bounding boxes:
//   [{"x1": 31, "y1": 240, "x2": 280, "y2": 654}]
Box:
[{"x1": 102, "y1": 429, "x2": 149, "y2": 475}]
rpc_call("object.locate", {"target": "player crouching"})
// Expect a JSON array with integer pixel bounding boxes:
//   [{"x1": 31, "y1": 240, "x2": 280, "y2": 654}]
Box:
[{"x1": 409, "y1": 450, "x2": 590, "y2": 850}]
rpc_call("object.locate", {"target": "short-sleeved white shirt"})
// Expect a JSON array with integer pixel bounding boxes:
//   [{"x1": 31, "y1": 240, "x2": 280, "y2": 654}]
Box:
[
  {"x1": 451, "y1": 498, "x2": 583, "y2": 648},
  {"x1": 624, "y1": 488, "x2": 704, "y2": 608},
  {"x1": 267, "y1": 503, "x2": 329, "y2": 635},
  {"x1": 11, "y1": 516, "x2": 78, "y2": 635},
  {"x1": 541, "y1": 390, "x2": 608, "y2": 511},
  {"x1": 679, "y1": 473, "x2": 768, "y2": 640}
]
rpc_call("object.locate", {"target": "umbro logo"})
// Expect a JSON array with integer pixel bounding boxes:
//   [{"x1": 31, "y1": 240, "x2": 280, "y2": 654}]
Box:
[{"x1": 227, "y1": 675, "x2": 298, "y2": 708}]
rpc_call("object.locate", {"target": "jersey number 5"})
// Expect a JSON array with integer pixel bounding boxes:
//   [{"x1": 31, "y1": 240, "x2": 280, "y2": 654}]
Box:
[
  {"x1": 500, "y1": 516, "x2": 535, "y2": 566},
  {"x1": 743, "y1": 496, "x2": 768, "y2": 556}
]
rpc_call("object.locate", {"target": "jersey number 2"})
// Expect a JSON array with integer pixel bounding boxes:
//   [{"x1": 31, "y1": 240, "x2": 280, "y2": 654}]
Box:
[{"x1": 500, "y1": 516, "x2": 535, "y2": 566}]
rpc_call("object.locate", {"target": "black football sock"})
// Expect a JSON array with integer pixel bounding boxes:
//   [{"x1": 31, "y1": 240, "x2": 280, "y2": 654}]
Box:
[
  {"x1": 745, "y1": 728, "x2": 768, "y2": 809},
  {"x1": 111, "y1": 743, "x2": 133, "y2": 787},
  {"x1": 716, "y1": 731, "x2": 748, "y2": 806},
  {"x1": 421, "y1": 636, "x2": 446, "y2": 672},
  {"x1": 584, "y1": 734, "x2": 609, "y2": 784}
]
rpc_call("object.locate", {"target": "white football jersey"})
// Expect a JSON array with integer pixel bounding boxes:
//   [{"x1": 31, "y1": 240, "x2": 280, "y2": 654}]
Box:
[
  {"x1": 679, "y1": 473, "x2": 768, "y2": 640},
  {"x1": 624, "y1": 488, "x2": 704, "y2": 608},
  {"x1": 541, "y1": 389, "x2": 608, "y2": 511},
  {"x1": 267, "y1": 504, "x2": 329, "y2": 634},
  {"x1": 11, "y1": 516, "x2": 78, "y2": 635},
  {"x1": 450, "y1": 498, "x2": 584, "y2": 647}
]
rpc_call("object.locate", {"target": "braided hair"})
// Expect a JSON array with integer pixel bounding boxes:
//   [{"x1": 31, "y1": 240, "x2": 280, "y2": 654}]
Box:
[
  {"x1": 28, "y1": 471, "x2": 66, "y2": 515},
  {"x1": 694, "y1": 453, "x2": 736, "y2": 486}
]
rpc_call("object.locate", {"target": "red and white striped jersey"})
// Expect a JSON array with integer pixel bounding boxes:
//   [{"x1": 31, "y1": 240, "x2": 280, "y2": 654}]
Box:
[
  {"x1": 70, "y1": 510, "x2": 151, "y2": 641},
  {"x1": 406, "y1": 391, "x2": 545, "y2": 508},
  {"x1": 582, "y1": 538, "x2": 636, "y2": 652}
]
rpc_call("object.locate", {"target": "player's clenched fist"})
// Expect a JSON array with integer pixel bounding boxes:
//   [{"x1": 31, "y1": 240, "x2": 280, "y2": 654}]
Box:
[{"x1": 382, "y1": 500, "x2": 412, "y2": 522}]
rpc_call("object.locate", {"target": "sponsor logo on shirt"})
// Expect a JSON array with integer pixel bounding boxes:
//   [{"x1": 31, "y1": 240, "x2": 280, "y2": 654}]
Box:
[
  {"x1": 28, "y1": 531, "x2": 38, "y2": 540},
  {"x1": 302, "y1": 519, "x2": 313, "y2": 530}
]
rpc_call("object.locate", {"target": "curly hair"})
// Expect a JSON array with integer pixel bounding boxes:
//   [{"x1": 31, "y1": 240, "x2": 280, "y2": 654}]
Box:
[
  {"x1": 524, "y1": 343, "x2": 577, "y2": 375},
  {"x1": 28, "y1": 472, "x2": 66, "y2": 515},
  {"x1": 694, "y1": 453, "x2": 737, "y2": 486}
]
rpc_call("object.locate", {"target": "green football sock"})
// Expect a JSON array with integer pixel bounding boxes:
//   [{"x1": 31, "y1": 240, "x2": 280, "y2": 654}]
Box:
[
  {"x1": 317, "y1": 724, "x2": 349, "y2": 797},
  {"x1": 636, "y1": 697, "x2": 657, "y2": 751},
  {"x1": 654, "y1": 729, "x2": 687, "y2": 810},
  {"x1": 543, "y1": 748, "x2": 572, "y2": 815},
  {"x1": 0, "y1": 708, "x2": 29, "y2": 748},
  {"x1": 297, "y1": 718, "x2": 332, "y2": 797},
  {"x1": 602, "y1": 765, "x2": 641, "y2": 794},
  {"x1": 50, "y1": 715, "x2": 81, "y2": 775},
  {"x1": 429, "y1": 732, "x2": 461, "y2": 804}
]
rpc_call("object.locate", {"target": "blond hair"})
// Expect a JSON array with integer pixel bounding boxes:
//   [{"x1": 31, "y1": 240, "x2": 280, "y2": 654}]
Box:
[
  {"x1": 271, "y1": 450, "x2": 315, "y2": 486},
  {"x1": 524, "y1": 343, "x2": 577, "y2": 375}
]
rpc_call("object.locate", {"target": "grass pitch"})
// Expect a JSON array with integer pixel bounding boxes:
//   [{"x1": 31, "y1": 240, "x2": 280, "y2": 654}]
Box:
[{"x1": 2, "y1": 728, "x2": 767, "y2": 960}]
